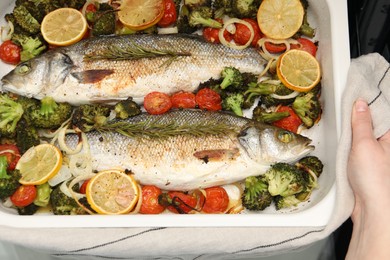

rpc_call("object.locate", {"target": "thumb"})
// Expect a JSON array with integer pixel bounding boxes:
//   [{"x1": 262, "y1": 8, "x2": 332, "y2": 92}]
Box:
[{"x1": 351, "y1": 98, "x2": 374, "y2": 143}]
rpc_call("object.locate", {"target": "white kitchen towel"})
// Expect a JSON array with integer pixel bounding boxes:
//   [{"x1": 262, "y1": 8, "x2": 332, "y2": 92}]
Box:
[{"x1": 0, "y1": 53, "x2": 389, "y2": 259}]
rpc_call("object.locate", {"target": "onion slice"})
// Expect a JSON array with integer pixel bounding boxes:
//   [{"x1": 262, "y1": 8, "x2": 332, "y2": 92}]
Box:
[
  {"x1": 1, "y1": 20, "x2": 14, "y2": 41},
  {"x1": 219, "y1": 18, "x2": 254, "y2": 50},
  {"x1": 270, "y1": 91, "x2": 300, "y2": 100}
]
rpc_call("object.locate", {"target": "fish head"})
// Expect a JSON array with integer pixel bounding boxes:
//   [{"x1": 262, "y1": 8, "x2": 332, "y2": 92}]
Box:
[
  {"x1": 1, "y1": 51, "x2": 73, "y2": 99},
  {"x1": 238, "y1": 124, "x2": 314, "y2": 164}
]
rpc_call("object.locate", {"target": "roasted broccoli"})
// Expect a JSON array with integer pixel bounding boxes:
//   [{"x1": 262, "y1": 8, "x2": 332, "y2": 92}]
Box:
[
  {"x1": 295, "y1": 155, "x2": 324, "y2": 190},
  {"x1": 33, "y1": 183, "x2": 52, "y2": 207},
  {"x1": 292, "y1": 91, "x2": 321, "y2": 128},
  {"x1": 17, "y1": 203, "x2": 39, "y2": 215},
  {"x1": 0, "y1": 163, "x2": 21, "y2": 200},
  {"x1": 184, "y1": 0, "x2": 212, "y2": 10},
  {"x1": 274, "y1": 195, "x2": 302, "y2": 210},
  {"x1": 72, "y1": 104, "x2": 111, "y2": 132},
  {"x1": 242, "y1": 175, "x2": 273, "y2": 211},
  {"x1": 188, "y1": 6, "x2": 222, "y2": 28},
  {"x1": 252, "y1": 105, "x2": 290, "y2": 124},
  {"x1": 222, "y1": 93, "x2": 244, "y2": 116},
  {"x1": 244, "y1": 82, "x2": 279, "y2": 105},
  {"x1": 231, "y1": 0, "x2": 262, "y2": 19},
  {"x1": 26, "y1": 96, "x2": 73, "y2": 129},
  {"x1": 177, "y1": 5, "x2": 198, "y2": 34},
  {"x1": 0, "y1": 94, "x2": 24, "y2": 137},
  {"x1": 13, "y1": 5, "x2": 41, "y2": 34},
  {"x1": 50, "y1": 184, "x2": 86, "y2": 215},
  {"x1": 265, "y1": 163, "x2": 307, "y2": 197},
  {"x1": 114, "y1": 98, "x2": 141, "y2": 119},
  {"x1": 296, "y1": 0, "x2": 315, "y2": 38},
  {"x1": 258, "y1": 84, "x2": 296, "y2": 108},
  {"x1": 67, "y1": 0, "x2": 87, "y2": 10},
  {"x1": 91, "y1": 4, "x2": 116, "y2": 37},
  {"x1": 220, "y1": 67, "x2": 243, "y2": 90},
  {"x1": 15, "y1": 117, "x2": 40, "y2": 154},
  {"x1": 213, "y1": 0, "x2": 233, "y2": 17},
  {"x1": 11, "y1": 34, "x2": 46, "y2": 62}
]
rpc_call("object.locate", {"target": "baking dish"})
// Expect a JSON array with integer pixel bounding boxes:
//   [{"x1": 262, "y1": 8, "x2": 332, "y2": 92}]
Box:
[{"x1": 0, "y1": 0, "x2": 350, "y2": 227}]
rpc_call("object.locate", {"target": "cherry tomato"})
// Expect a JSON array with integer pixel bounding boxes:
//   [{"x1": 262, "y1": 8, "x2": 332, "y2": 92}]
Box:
[
  {"x1": 0, "y1": 144, "x2": 21, "y2": 171},
  {"x1": 171, "y1": 91, "x2": 196, "y2": 109},
  {"x1": 144, "y1": 91, "x2": 172, "y2": 115},
  {"x1": 291, "y1": 38, "x2": 317, "y2": 56},
  {"x1": 79, "y1": 179, "x2": 90, "y2": 194},
  {"x1": 86, "y1": 3, "x2": 97, "y2": 13},
  {"x1": 195, "y1": 88, "x2": 222, "y2": 111},
  {"x1": 233, "y1": 18, "x2": 261, "y2": 47},
  {"x1": 272, "y1": 106, "x2": 302, "y2": 133},
  {"x1": 0, "y1": 40, "x2": 21, "y2": 65},
  {"x1": 166, "y1": 191, "x2": 197, "y2": 214},
  {"x1": 264, "y1": 42, "x2": 287, "y2": 53},
  {"x1": 140, "y1": 185, "x2": 166, "y2": 214},
  {"x1": 203, "y1": 19, "x2": 233, "y2": 44},
  {"x1": 157, "y1": 0, "x2": 177, "y2": 27},
  {"x1": 202, "y1": 186, "x2": 229, "y2": 213},
  {"x1": 10, "y1": 185, "x2": 37, "y2": 207}
]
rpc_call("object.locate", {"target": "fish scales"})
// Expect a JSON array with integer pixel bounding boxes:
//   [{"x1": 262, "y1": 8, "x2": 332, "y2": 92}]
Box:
[
  {"x1": 64, "y1": 110, "x2": 314, "y2": 190},
  {"x1": 1, "y1": 34, "x2": 266, "y2": 105}
]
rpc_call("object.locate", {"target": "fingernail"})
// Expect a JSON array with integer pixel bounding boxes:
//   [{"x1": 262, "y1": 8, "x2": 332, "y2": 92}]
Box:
[{"x1": 355, "y1": 98, "x2": 368, "y2": 112}]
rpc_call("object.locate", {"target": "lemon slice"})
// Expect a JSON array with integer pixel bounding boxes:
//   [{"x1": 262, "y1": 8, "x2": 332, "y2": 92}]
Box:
[
  {"x1": 276, "y1": 49, "x2": 321, "y2": 92},
  {"x1": 257, "y1": 0, "x2": 304, "y2": 40},
  {"x1": 41, "y1": 8, "x2": 88, "y2": 46},
  {"x1": 16, "y1": 144, "x2": 63, "y2": 185},
  {"x1": 118, "y1": 0, "x2": 165, "y2": 31},
  {"x1": 86, "y1": 169, "x2": 139, "y2": 215}
]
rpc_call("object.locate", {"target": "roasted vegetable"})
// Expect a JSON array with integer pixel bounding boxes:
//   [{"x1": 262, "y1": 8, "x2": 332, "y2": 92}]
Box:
[
  {"x1": 242, "y1": 175, "x2": 273, "y2": 211},
  {"x1": 292, "y1": 91, "x2": 321, "y2": 128},
  {"x1": 252, "y1": 106, "x2": 290, "y2": 124},
  {"x1": 222, "y1": 93, "x2": 244, "y2": 116},
  {"x1": 11, "y1": 34, "x2": 46, "y2": 62},
  {"x1": 265, "y1": 163, "x2": 307, "y2": 197},
  {"x1": 231, "y1": 0, "x2": 262, "y2": 19},
  {"x1": 274, "y1": 195, "x2": 302, "y2": 210},
  {"x1": 13, "y1": 5, "x2": 40, "y2": 34},
  {"x1": 33, "y1": 183, "x2": 52, "y2": 207},
  {"x1": 188, "y1": 6, "x2": 222, "y2": 28},
  {"x1": 50, "y1": 184, "x2": 86, "y2": 215},
  {"x1": 72, "y1": 104, "x2": 111, "y2": 132},
  {"x1": 220, "y1": 66, "x2": 243, "y2": 90},
  {"x1": 15, "y1": 117, "x2": 40, "y2": 154},
  {"x1": 114, "y1": 98, "x2": 141, "y2": 119},
  {"x1": 0, "y1": 94, "x2": 24, "y2": 137},
  {"x1": 0, "y1": 165, "x2": 21, "y2": 200}
]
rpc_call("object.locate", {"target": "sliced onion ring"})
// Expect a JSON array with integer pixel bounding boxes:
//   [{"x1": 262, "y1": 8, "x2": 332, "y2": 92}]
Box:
[
  {"x1": 270, "y1": 91, "x2": 299, "y2": 100},
  {"x1": 1, "y1": 20, "x2": 14, "y2": 41},
  {"x1": 219, "y1": 18, "x2": 254, "y2": 50}
]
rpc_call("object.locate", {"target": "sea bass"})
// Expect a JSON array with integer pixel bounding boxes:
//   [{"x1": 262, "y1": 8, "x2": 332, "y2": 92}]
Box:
[
  {"x1": 1, "y1": 34, "x2": 266, "y2": 105},
  {"x1": 65, "y1": 110, "x2": 314, "y2": 190}
]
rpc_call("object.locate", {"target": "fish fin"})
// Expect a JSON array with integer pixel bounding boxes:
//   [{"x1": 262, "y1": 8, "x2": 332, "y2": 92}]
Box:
[
  {"x1": 71, "y1": 69, "x2": 114, "y2": 84},
  {"x1": 193, "y1": 148, "x2": 240, "y2": 163}
]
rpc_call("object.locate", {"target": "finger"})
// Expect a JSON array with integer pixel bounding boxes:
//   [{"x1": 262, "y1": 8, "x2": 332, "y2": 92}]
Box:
[{"x1": 351, "y1": 98, "x2": 374, "y2": 142}]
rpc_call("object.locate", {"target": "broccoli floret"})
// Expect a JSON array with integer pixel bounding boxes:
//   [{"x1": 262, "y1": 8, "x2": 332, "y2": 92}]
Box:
[
  {"x1": 5, "y1": 13, "x2": 31, "y2": 36},
  {"x1": 242, "y1": 175, "x2": 273, "y2": 211},
  {"x1": 274, "y1": 195, "x2": 302, "y2": 210},
  {"x1": 0, "y1": 166, "x2": 21, "y2": 200},
  {"x1": 33, "y1": 183, "x2": 52, "y2": 207},
  {"x1": 114, "y1": 98, "x2": 141, "y2": 119},
  {"x1": 296, "y1": 156, "x2": 324, "y2": 178},
  {"x1": 292, "y1": 91, "x2": 321, "y2": 128},
  {"x1": 68, "y1": 0, "x2": 87, "y2": 10},
  {"x1": 184, "y1": 0, "x2": 212, "y2": 10},
  {"x1": 189, "y1": 6, "x2": 222, "y2": 28},
  {"x1": 244, "y1": 82, "x2": 278, "y2": 105},
  {"x1": 222, "y1": 93, "x2": 244, "y2": 116},
  {"x1": 91, "y1": 9, "x2": 116, "y2": 36},
  {"x1": 259, "y1": 84, "x2": 296, "y2": 108},
  {"x1": 12, "y1": 35, "x2": 46, "y2": 62},
  {"x1": 213, "y1": 0, "x2": 233, "y2": 17},
  {"x1": 17, "y1": 203, "x2": 39, "y2": 215},
  {"x1": 50, "y1": 184, "x2": 86, "y2": 215},
  {"x1": 252, "y1": 105, "x2": 290, "y2": 124},
  {"x1": 0, "y1": 94, "x2": 24, "y2": 137},
  {"x1": 220, "y1": 67, "x2": 243, "y2": 90},
  {"x1": 26, "y1": 97, "x2": 73, "y2": 129},
  {"x1": 265, "y1": 163, "x2": 307, "y2": 197},
  {"x1": 177, "y1": 5, "x2": 198, "y2": 34},
  {"x1": 72, "y1": 104, "x2": 111, "y2": 132},
  {"x1": 15, "y1": 117, "x2": 40, "y2": 154},
  {"x1": 13, "y1": 5, "x2": 41, "y2": 34},
  {"x1": 231, "y1": 0, "x2": 262, "y2": 19}
]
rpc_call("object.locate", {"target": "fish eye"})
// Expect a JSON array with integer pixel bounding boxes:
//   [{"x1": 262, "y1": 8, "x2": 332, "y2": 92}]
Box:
[
  {"x1": 277, "y1": 130, "x2": 294, "y2": 143},
  {"x1": 15, "y1": 63, "x2": 31, "y2": 75}
]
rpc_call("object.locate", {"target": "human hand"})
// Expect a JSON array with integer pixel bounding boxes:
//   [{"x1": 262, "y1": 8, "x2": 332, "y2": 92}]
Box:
[{"x1": 348, "y1": 98, "x2": 390, "y2": 221}]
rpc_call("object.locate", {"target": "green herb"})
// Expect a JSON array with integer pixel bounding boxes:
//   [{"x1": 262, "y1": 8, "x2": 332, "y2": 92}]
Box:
[
  {"x1": 95, "y1": 121, "x2": 237, "y2": 139},
  {"x1": 84, "y1": 42, "x2": 191, "y2": 63}
]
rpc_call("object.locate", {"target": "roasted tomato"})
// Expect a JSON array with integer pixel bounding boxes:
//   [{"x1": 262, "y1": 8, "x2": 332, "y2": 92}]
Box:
[
  {"x1": 171, "y1": 91, "x2": 196, "y2": 109},
  {"x1": 195, "y1": 88, "x2": 222, "y2": 111},
  {"x1": 0, "y1": 40, "x2": 21, "y2": 65},
  {"x1": 10, "y1": 185, "x2": 37, "y2": 207},
  {"x1": 202, "y1": 186, "x2": 229, "y2": 213},
  {"x1": 272, "y1": 106, "x2": 302, "y2": 133},
  {"x1": 144, "y1": 91, "x2": 173, "y2": 115},
  {"x1": 140, "y1": 185, "x2": 166, "y2": 214}
]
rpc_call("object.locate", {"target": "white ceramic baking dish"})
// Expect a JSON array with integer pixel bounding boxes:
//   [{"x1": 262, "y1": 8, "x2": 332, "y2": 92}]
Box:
[{"x1": 0, "y1": 0, "x2": 350, "y2": 227}]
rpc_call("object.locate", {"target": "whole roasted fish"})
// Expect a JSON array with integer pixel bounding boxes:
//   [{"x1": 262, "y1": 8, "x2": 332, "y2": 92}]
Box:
[
  {"x1": 65, "y1": 109, "x2": 314, "y2": 190},
  {"x1": 1, "y1": 34, "x2": 266, "y2": 105}
]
